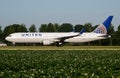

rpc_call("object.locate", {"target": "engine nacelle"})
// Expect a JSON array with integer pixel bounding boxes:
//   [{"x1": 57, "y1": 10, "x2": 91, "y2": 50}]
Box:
[{"x1": 43, "y1": 40, "x2": 53, "y2": 45}]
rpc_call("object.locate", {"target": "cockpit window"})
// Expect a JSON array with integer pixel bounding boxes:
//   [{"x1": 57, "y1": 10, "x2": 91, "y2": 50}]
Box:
[{"x1": 8, "y1": 35, "x2": 12, "y2": 37}]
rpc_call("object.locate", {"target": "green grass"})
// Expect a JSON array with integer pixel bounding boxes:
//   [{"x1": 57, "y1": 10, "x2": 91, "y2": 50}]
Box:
[
  {"x1": 0, "y1": 50, "x2": 120, "y2": 77},
  {"x1": 0, "y1": 46, "x2": 120, "y2": 50}
]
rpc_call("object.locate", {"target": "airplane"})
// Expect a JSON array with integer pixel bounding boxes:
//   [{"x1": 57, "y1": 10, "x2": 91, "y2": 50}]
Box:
[{"x1": 5, "y1": 16, "x2": 113, "y2": 46}]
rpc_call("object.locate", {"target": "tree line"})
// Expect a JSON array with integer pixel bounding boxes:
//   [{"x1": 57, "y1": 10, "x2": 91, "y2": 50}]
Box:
[{"x1": 0, "y1": 23, "x2": 120, "y2": 46}]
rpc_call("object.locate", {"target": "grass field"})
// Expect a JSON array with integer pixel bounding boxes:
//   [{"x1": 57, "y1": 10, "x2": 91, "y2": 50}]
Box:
[
  {"x1": 0, "y1": 46, "x2": 120, "y2": 50},
  {"x1": 0, "y1": 46, "x2": 120, "y2": 77},
  {"x1": 0, "y1": 50, "x2": 120, "y2": 77}
]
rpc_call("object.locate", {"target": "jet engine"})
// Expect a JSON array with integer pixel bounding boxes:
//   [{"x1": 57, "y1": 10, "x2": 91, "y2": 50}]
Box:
[{"x1": 43, "y1": 40, "x2": 53, "y2": 45}]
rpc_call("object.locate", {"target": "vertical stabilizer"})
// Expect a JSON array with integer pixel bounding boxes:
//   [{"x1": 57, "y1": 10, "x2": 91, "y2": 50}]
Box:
[{"x1": 93, "y1": 16, "x2": 113, "y2": 34}]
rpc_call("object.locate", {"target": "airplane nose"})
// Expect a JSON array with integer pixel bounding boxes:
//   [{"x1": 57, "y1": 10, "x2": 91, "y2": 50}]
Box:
[{"x1": 5, "y1": 37, "x2": 9, "y2": 41}]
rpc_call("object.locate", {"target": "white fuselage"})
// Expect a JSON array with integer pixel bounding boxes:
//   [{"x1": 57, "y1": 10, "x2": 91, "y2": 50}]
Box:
[{"x1": 5, "y1": 32, "x2": 107, "y2": 45}]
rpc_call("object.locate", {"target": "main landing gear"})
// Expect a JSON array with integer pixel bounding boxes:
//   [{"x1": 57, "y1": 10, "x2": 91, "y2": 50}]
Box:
[{"x1": 56, "y1": 42, "x2": 64, "y2": 47}]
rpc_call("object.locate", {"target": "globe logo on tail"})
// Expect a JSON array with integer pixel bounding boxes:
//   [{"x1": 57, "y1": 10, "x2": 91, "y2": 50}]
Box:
[{"x1": 94, "y1": 24, "x2": 107, "y2": 34}]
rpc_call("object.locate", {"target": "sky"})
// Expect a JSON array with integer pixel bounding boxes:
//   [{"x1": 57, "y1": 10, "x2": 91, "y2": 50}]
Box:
[{"x1": 0, "y1": 0, "x2": 120, "y2": 30}]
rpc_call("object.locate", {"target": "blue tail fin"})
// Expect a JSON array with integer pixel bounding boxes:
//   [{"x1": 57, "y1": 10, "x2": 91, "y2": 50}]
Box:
[
  {"x1": 93, "y1": 16, "x2": 113, "y2": 34},
  {"x1": 80, "y1": 28, "x2": 85, "y2": 34}
]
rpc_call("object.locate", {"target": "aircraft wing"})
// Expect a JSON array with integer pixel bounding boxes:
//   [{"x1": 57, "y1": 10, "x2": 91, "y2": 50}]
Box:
[
  {"x1": 56, "y1": 33, "x2": 80, "y2": 42},
  {"x1": 55, "y1": 28, "x2": 85, "y2": 42}
]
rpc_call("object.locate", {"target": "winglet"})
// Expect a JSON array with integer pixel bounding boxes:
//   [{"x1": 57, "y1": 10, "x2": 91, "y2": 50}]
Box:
[
  {"x1": 93, "y1": 16, "x2": 113, "y2": 34},
  {"x1": 80, "y1": 28, "x2": 85, "y2": 34}
]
